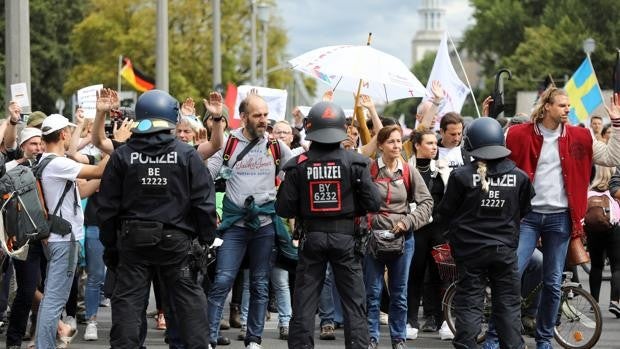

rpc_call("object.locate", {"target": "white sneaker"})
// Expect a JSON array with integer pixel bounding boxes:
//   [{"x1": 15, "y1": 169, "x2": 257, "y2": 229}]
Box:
[
  {"x1": 84, "y1": 320, "x2": 98, "y2": 341},
  {"x1": 64, "y1": 316, "x2": 77, "y2": 331},
  {"x1": 379, "y1": 312, "x2": 389, "y2": 325},
  {"x1": 246, "y1": 342, "x2": 262, "y2": 349},
  {"x1": 406, "y1": 323, "x2": 419, "y2": 340},
  {"x1": 439, "y1": 320, "x2": 454, "y2": 340}
]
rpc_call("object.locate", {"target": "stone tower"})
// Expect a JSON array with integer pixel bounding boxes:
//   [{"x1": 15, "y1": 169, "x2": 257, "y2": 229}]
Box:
[{"x1": 411, "y1": 0, "x2": 445, "y2": 66}]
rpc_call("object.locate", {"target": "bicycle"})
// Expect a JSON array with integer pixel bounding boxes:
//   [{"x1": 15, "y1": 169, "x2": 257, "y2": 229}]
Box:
[{"x1": 432, "y1": 243, "x2": 603, "y2": 349}]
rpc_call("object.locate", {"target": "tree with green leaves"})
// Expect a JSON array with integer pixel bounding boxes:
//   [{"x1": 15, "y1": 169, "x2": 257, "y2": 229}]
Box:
[
  {"x1": 1, "y1": 1, "x2": 86, "y2": 112},
  {"x1": 461, "y1": 0, "x2": 620, "y2": 115},
  {"x1": 65, "y1": 0, "x2": 294, "y2": 110}
]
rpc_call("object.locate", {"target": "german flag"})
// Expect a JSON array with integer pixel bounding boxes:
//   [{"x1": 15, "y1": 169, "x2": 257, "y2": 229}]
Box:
[{"x1": 120, "y1": 57, "x2": 155, "y2": 92}]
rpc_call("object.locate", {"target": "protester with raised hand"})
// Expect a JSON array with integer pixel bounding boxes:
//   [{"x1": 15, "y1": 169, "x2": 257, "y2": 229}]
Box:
[{"x1": 91, "y1": 88, "x2": 123, "y2": 155}]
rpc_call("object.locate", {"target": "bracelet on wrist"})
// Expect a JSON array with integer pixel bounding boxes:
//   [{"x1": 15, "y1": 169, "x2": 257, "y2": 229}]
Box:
[
  {"x1": 212, "y1": 116, "x2": 223, "y2": 121},
  {"x1": 9, "y1": 119, "x2": 19, "y2": 125}
]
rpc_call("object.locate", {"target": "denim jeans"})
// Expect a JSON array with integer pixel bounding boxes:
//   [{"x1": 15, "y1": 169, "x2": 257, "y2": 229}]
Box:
[
  {"x1": 271, "y1": 266, "x2": 292, "y2": 327},
  {"x1": 318, "y1": 263, "x2": 344, "y2": 326},
  {"x1": 364, "y1": 232, "x2": 414, "y2": 342},
  {"x1": 85, "y1": 226, "x2": 106, "y2": 319},
  {"x1": 240, "y1": 269, "x2": 249, "y2": 324},
  {"x1": 517, "y1": 211, "x2": 571, "y2": 347},
  {"x1": 36, "y1": 241, "x2": 79, "y2": 349},
  {"x1": 207, "y1": 224, "x2": 275, "y2": 345}
]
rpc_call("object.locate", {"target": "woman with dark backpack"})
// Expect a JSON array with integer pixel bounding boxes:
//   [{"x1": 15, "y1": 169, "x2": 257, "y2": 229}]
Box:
[
  {"x1": 365, "y1": 125, "x2": 433, "y2": 349},
  {"x1": 586, "y1": 165, "x2": 620, "y2": 317}
]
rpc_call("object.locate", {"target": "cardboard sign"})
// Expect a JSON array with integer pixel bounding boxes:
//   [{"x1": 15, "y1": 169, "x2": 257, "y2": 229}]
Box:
[
  {"x1": 232, "y1": 85, "x2": 288, "y2": 121},
  {"x1": 77, "y1": 84, "x2": 103, "y2": 118}
]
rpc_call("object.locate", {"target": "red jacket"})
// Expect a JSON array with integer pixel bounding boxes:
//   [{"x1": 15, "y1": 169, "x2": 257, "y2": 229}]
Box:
[{"x1": 506, "y1": 122, "x2": 592, "y2": 237}]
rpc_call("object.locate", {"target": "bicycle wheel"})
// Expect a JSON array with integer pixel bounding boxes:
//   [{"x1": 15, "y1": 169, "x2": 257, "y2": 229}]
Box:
[
  {"x1": 553, "y1": 285, "x2": 602, "y2": 349},
  {"x1": 442, "y1": 283, "x2": 489, "y2": 343}
]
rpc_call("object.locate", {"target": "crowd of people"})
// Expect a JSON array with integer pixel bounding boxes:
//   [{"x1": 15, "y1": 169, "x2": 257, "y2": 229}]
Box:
[{"x1": 0, "y1": 83, "x2": 618, "y2": 349}]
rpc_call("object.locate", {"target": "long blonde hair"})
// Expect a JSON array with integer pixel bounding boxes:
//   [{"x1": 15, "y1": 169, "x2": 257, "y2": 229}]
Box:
[
  {"x1": 531, "y1": 87, "x2": 567, "y2": 122},
  {"x1": 590, "y1": 165, "x2": 614, "y2": 192},
  {"x1": 477, "y1": 160, "x2": 490, "y2": 193}
]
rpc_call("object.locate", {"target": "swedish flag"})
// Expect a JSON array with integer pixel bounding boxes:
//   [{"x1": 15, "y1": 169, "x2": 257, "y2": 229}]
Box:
[{"x1": 565, "y1": 57, "x2": 603, "y2": 124}]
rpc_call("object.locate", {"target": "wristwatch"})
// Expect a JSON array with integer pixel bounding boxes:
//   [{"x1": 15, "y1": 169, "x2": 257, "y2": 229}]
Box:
[{"x1": 212, "y1": 115, "x2": 223, "y2": 121}]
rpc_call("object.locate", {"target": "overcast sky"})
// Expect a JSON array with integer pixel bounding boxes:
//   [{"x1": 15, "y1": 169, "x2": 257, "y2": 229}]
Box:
[
  {"x1": 274, "y1": 0, "x2": 474, "y2": 106},
  {"x1": 277, "y1": 0, "x2": 474, "y2": 67}
]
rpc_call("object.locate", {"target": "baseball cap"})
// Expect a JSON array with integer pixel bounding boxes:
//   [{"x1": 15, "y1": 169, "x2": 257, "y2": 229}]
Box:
[
  {"x1": 19, "y1": 127, "x2": 42, "y2": 147},
  {"x1": 41, "y1": 114, "x2": 77, "y2": 135}
]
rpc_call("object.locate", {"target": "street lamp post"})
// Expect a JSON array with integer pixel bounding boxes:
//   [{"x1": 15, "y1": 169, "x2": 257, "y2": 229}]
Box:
[
  {"x1": 212, "y1": 0, "x2": 222, "y2": 89},
  {"x1": 257, "y1": 3, "x2": 270, "y2": 87},
  {"x1": 250, "y1": 0, "x2": 257, "y2": 85},
  {"x1": 583, "y1": 37, "x2": 596, "y2": 58}
]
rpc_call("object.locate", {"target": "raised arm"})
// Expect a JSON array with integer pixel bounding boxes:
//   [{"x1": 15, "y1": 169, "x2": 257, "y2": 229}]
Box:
[
  {"x1": 197, "y1": 92, "x2": 225, "y2": 159},
  {"x1": 67, "y1": 107, "x2": 92, "y2": 164},
  {"x1": 594, "y1": 93, "x2": 620, "y2": 166},
  {"x1": 4, "y1": 101, "x2": 21, "y2": 150},
  {"x1": 92, "y1": 88, "x2": 119, "y2": 155}
]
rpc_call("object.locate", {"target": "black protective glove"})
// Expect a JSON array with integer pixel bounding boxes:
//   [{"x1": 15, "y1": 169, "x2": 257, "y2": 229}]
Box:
[
  {"x1": 103, "y1": 247, "x2": 119, "y2": 272},
  {"x1": 199, "y1": 232, "x2": 215, "y2": 247}
]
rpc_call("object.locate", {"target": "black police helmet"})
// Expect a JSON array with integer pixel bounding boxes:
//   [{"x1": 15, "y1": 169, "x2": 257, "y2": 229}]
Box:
[
  {"x1": 463, "y1": 117, "x2": 511, "y2": 160},
  {"x1": 304, "y1": 101, "x2": 347, "y2": 144},
  {"x1": 132, "y1": 89, "x2": 179, "y2": 134}
]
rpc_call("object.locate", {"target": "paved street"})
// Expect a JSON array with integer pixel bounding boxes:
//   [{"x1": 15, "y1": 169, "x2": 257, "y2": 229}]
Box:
[{"x1": 3, "y1": 266, "x2": 619, "y2": 348}]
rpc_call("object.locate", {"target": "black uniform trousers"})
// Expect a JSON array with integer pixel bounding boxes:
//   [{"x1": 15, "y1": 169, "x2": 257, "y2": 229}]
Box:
[
  {"x1": 453, "y1": 245, "x2": 525, "y2": 349},
  {"x1": 288, "y1": 231, "x2": 368, "y2": 349},
  {"x1": 110, "y1": 229, "x2": 209, "y2": 349}
]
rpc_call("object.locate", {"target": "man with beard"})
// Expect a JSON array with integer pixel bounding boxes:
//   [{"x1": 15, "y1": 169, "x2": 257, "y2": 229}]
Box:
[{"x1": 207, "y1": 94, "x2": 292, "y2": 349}]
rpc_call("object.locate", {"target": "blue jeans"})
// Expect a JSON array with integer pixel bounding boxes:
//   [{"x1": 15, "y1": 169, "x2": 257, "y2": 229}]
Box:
[
  {"x1": 517, "y1": 211, "x2": 571, "y2": 347},
  {"x1": 85, "y1": 226, "x2": 106, "y2": 319},
  {"x1": 207, "y1": 224, "x2": 275, "y2": 345},
  {"x1": 36, "y1": 241, "x2": 79, "y2": 349},
  {"x1": 319, "y1": 263, "x2": 344, "y2": 326},
  {"x1": 364, "y1": 232, "x2": 414, "y2": 342},
  {"x1": 240, "y1": 269, "x2": 249, "y2": 324},
  {"x1": 271, "y1": 266, "x2": 291, "y2": 327}
]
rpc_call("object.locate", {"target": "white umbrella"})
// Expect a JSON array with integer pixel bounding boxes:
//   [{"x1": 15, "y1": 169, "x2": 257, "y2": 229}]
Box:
[{"x1": 289, "y1": 45, "x2": 426, "y2": 102}]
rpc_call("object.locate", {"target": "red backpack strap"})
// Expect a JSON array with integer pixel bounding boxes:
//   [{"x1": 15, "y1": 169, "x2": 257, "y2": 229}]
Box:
[
  {"x1": 268, "y1": 139, "x2": 281, "y2": 171},
  {"x1": 370, "y1": 159, "x2": 379, "y2": 181},
  {"x1": 222, "y1": 136, "x2": 239, "y2": 167},
  {"x1": 268, "y1": 139, "x2": 282, "y2": 186},
  {"x1": 402, "y1": 162, "x2": 412, "y2": 202}
]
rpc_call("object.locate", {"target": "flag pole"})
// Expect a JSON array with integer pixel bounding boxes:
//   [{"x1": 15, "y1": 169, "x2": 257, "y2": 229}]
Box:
[
  {"x1": 118, "y1": 55, "x2": 123, "y2": 93},
  {"x1": 447, "y1": 33, "x2": 481, "y2": 118},
  {"x1": 353, "y1": 33, "x2": 373, "y2": 145}
]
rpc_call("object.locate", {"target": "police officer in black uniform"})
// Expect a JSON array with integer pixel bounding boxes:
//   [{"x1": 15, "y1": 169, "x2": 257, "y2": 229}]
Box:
[
  {"x1": 276, "y1": 101, "x2": 381, "y2": 349},
  {"x1": 437, "y1": 117, "x2": 534, "y2": 349},
  {"x1": 97, "y1": 89, "x2": 217, "y2": 349}
]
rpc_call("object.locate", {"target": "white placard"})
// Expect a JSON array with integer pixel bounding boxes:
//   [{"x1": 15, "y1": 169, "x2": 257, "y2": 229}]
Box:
[
  {"x1": 10, "y1": 83, "x2": 30, "y2": 108},
  {"x1": 232, "y1": 85, "x2": 288, "y2": 121},
  {"x1": 77, "y1": 84, "x2": 103, "y2": 118}
]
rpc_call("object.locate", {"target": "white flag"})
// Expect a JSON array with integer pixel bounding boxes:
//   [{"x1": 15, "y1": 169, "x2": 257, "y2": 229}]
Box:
[{"x1": 424, "y1": 32, "x2": 470, "y2": 127}]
